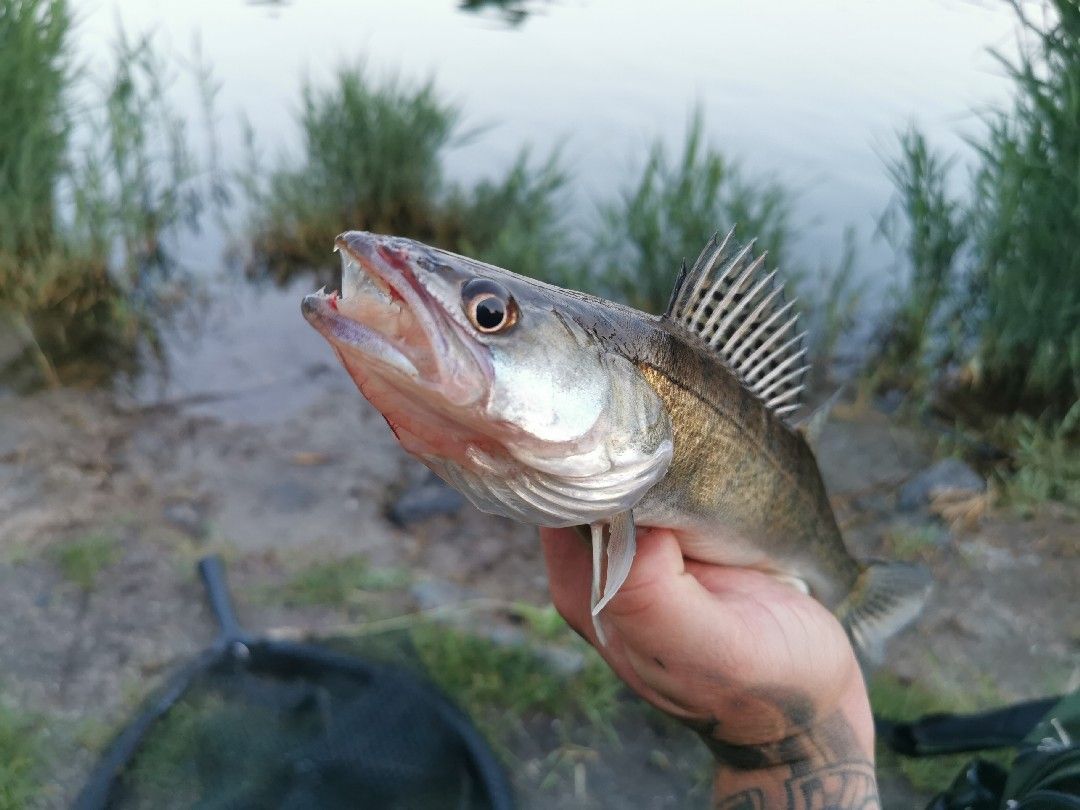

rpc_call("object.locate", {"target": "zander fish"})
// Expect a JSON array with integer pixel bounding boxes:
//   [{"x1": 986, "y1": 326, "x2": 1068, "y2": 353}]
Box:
[{"x1": 302, "y1": 229, "x2": 930, "y2": 659}]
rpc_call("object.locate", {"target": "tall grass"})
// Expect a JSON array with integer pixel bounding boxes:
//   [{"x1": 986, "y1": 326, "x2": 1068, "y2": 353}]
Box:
[
  {"x1": 245, "y1": 65, "x2": 576, "y2": 288},
  {"x1": 451, "y1": 148, "x2": 578, "y2": 286},
  {"x1": 590, "y1": 110, "x2": 862, "y2": 373},
  {"x1": 881, "y1": 1, "x2": 1080, "y2": 418},
  {"x1": 0, "y1": 0, "x2": 70, "y2": 259},
  {"x1": 793, "y1": 226, "x2": 865, "y2": 376},
  {"x1": 968, "y1": 0, "x2": 1080, "y2": 412},
  {"x1": 0, "y1": 2, "x2": 215, "y2": 389},
  {"x1": 877, "y1": 128, "x2": 968, "y2": 397},
  {"x1": 594, "y1": 109, "x2": 794, "y2": 314},
  {"x1": 249, "y1": 79, "x2": 865, "y2": 374},
  {"x1": 246, "y1": 65, "x2": 460, "y2": 278},
  {"x1": 68, "y1": 31, "x2": 206, "y2": 286}
]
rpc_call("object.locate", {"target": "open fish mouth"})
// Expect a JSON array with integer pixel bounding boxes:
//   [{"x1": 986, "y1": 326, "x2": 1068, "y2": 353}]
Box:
[{"x1": 301, "y1": 232, "x2": 490, "y2": 404}]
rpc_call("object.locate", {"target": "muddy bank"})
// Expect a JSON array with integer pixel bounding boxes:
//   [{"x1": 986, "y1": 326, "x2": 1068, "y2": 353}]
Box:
[{"x1": 0, "y1": 384, "x2": 1076, "y2": 807}]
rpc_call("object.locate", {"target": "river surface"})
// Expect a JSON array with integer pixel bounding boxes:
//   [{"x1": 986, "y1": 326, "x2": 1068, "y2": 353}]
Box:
[{"x1": 76, "y1": 0, "x2": 1020, "y2": 419}]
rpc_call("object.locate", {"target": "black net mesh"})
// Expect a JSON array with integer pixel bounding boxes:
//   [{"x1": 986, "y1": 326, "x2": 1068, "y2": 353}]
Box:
[
  {"x1": 104, "y1": 640, "x2": 508, "y2": 810},
  {"x1": 77, "y1": 558, "x2": 512, "y2": 810}
]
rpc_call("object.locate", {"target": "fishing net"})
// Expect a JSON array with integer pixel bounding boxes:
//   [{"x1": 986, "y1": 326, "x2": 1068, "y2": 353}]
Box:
[{"x1": 74, "y1": 556, "x2": 513, "y2": 810}]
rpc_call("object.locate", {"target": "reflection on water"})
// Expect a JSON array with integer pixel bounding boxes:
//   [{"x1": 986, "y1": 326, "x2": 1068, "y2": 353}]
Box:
[
  {"x1": 82, "y1": 0, "x2": 1017, "y2": 272},
  {"x1": 72, "y1": 0, "x2": 1019, "y2": 419},
  {"x1": 457, "y1": 0, "x2": 547, "y2": 27}
]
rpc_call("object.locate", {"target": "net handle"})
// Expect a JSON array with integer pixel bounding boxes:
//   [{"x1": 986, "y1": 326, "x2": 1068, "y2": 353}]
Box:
[{"x1": 198, "y1": 554, "x2": 249, "y2": 645}]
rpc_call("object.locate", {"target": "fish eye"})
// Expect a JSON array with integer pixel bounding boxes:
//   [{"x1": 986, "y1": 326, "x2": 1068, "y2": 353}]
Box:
[{"x1": 462, "y1": 278, "x2": 518, "y2": 334}]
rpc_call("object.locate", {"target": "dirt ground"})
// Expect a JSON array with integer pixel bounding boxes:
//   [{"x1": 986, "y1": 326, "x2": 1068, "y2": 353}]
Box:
[{"x1": 0, "y1": 377, "x2": 1076, "y2": 808}]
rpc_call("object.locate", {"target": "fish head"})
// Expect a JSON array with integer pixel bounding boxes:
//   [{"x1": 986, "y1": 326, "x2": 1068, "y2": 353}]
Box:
[{"x1": 302, "y1": 231, "x2": 673, "y2": 525}]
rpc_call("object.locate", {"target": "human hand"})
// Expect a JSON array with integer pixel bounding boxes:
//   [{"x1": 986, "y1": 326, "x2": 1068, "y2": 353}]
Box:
[{"x1": 541, "y1": 525, "x2": 880, "y2": 809}]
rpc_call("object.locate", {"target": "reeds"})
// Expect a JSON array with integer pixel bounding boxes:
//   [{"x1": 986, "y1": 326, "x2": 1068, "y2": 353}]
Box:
[
  {"x1": 0, "y1": 0, "x2": 70, "y2": 259},
  {"x1": 245, "y1": 64, "x2": 577, "y2": 288},
  {"x1": 881, "y1": 0, "x2": 1080, "y2": 418},
  {"x1": 968, "y1": 0, "x2": 1080, "y2": 413},
  {"x1": 247, "y1": 82, "x2": 866, "y2": 371},
  {"x1": 450, "y1": 148, "x2": 578, "y2": 286},
  {"x1": 0, "y1": 0, "x2": 215, "y2": 389},
  {"x1": 877, "y1": 127, "x2": 968, "y2": 397},
  {"x1": 593, "y1": 109, "x2": 794, "y2": 315},
  {"x1": 246, "y1": 66, "x2": 460, "y2": 278}
]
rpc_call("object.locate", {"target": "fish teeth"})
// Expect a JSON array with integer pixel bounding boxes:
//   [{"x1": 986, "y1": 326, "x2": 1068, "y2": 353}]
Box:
[{"x1": 339, "y1": 253, "x2": 390, "y2": 302}]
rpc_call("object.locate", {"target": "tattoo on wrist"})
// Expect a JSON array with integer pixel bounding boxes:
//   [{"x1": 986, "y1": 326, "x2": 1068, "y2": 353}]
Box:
[
  {"x1": 782, "y1": 760, "x2": 879, "y2": 809},
  {"x1": 701, "y1": 697, "x2": 880, "y2": 810},
  {"x1": 715, "y1": 788, "x2": 765, "y2": 810}
]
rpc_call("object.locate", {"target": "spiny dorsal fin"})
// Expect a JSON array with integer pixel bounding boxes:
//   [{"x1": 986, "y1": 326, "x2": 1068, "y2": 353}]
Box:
[{"x1": 665, "y1": 227, "x2": 810, "y2": 420}]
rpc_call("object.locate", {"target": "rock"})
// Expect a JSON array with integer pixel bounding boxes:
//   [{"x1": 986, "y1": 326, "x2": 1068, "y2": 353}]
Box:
[
  {"x1": 899, "y1": 458, "x2": 985, "y2": 511},
  {"x1": 163, "y1": 501, "x2": 207, "y2": 539},
  {"x1": 408, "y1": 579, "x2": 477, "y2": 612},
  {"x1": 290, "y1": 451, "x2": 332, "y2": 467},
  {"x1": 536, "y1": 645, "x2": 586, "y2": 677},
  {"x1": 388, "y1": 476, "x2": 465, "y2": 526},
  {"x1": 475, "y1": 623, "x2": 587, "y2": 677},
  {"x1": 875, "y1": 389, "x2": 906, "y2": 415},
  {"x1": 482, "y1": 624, "x2": 529, "y2": 648},
  {"x1": 261, "y1": 479, "x2": 319, "y2": 512}
]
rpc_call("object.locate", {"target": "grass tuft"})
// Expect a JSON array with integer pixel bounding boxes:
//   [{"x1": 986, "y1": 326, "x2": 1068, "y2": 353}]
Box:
[
  {"x1": 271, "y1": 555, "x2": 409, "y2": 608},
  {"x1": 49, "y1": 532, "x2": 121, "y2": 591},
  {"x1": 245, "y1": 64, "x2": 577, "y2": 292},
  {"x1": 0, "y1": 703, "x2": 42, "y2": 810},
  {"x1": 451, "y1": 148, "x2": 579, "y2": 288},
  {"x1": 411, "y1": 622, "x2": 622, "y2": 736},
  {"x1": 998, "y1": 400, "x2": 1080, "y2": 512}
]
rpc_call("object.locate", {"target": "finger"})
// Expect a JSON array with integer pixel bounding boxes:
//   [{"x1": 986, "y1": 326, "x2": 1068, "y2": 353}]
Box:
[
  {"x1": 599, "y1": 529, "x2": 758, "y2": 700},
  {"x1": 540, "y1": 525, "x2": 694, "y2": 715}
]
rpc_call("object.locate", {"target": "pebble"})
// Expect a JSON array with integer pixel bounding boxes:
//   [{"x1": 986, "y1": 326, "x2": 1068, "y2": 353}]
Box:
[
  {"x1": 163, "y1": 501, "x2": 207, "y2": 539},
  {"x1": 898, "y1": 457, "x2": 985, "y2": 510},
  {"x1": 388, "y1": 476, "x2": 465, "y2": 526},
  {"x1": 408, "y1": 579, "x2": 477, "y2": 612}
]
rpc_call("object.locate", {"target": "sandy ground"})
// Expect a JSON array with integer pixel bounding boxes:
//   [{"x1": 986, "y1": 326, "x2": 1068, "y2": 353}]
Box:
[{"x1": 0, "y1": 382, "x2": 1076, "y2": 808}]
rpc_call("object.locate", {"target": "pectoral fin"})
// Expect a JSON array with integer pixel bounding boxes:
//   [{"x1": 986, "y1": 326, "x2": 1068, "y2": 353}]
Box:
[
  {"x1": 594, "y1": 510, "x2": 636, "y2": 615},
  {"x1": 587, "y1": 512, "x2": 637, "y2": 644},
  {"x1": 589, "y1": 522, "x2": 606, "y2": 644}
]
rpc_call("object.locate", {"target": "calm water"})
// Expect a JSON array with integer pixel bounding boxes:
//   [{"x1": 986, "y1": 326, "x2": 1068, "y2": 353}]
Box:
[{"x1": 78, "y1": 0, "x2": 1020, "y2": 418}]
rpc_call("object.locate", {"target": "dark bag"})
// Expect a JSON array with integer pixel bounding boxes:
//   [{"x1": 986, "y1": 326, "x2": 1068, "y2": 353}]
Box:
[{"x1": 880, "y1": 692, "x2": 1080, "y2": 809}]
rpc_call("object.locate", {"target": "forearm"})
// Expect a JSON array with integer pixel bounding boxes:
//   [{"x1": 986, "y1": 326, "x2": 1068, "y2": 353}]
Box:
[{"x1": 707, "y1": 692, "x2": 879, "y2": 809}]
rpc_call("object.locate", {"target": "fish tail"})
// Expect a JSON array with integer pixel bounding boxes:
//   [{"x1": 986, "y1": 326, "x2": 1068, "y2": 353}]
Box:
[{"x1": 837, "y1": 561, "x2": 932, "y2": 666}]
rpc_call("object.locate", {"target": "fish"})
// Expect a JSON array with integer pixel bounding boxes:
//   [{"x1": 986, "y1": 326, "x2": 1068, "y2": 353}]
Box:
[{"x1": 301, "y1": 228, "x2": 931, "y2": 660}]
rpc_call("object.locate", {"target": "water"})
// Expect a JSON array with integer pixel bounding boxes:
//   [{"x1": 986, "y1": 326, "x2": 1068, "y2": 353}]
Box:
[{"x1": 79, "y1": 0, "x2": 1020, "y2": 419}]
